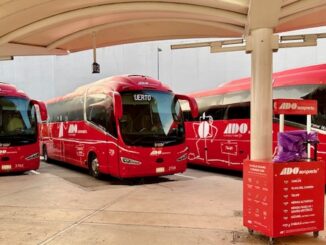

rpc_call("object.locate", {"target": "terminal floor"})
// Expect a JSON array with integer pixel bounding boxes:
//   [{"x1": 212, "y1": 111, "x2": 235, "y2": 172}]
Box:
[{"x1": 0, "y1": 161, "x2": 325, "y2": 245}]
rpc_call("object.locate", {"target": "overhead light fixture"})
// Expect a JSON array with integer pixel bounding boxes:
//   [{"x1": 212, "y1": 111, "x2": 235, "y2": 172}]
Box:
[
  {"x1": 92, "y1": 32, "x2": 100, "y2": 74},
  {"x1": 157, "y1": 47, "x2": 162, "y2": 80},
  {"x1": 170, "y1": 32, "x2": 326, "y2": 53}
]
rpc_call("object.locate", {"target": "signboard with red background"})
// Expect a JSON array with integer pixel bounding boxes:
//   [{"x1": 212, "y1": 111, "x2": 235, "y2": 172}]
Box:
[
  {"x1": 243, "y1": 160, "x2": 325, "y2": 238},
  {"x1": 244, "y1": 99, "x2": 324, "y2": 238},
  {"x1": 274, "y1": 99, "x2": 317, "y2": 115}
]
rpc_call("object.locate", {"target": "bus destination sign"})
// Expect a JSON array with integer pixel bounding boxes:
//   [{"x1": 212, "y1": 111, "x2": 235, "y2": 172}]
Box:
[{"x1": 133, "y1": 94, "x2": 152, "y2": 101}]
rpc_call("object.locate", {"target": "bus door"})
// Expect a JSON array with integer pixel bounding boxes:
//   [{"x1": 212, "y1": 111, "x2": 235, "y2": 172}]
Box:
[
  {"x1": 56, "y1": 120, "x2": 67, "y2": 161},
  {"x1": 46, "y1": 102, "x2": 66, "y2": 161},
  {"x1": 208, "y1": 119, "x2": 230, "y2": 167},
  {"x1": 45, "y1": 122, "x2": 56, "y2": 158},
  {"x1": 64, "y1": 121, "x2": 83, "y2": 165},
  {"x1": 221, "y1": 120, "x2": 250, "y2": 169},
  {"x1": 202, "y1": 115, "x2": 219, "y2": 164},
  {"x1": 199, "y1": 108, "x2": 227, "y2": 167},
  {"x1": 105, "y1": 133, "x2": 119, "y2": 176},
  {"x1": 187, "y1": 113, "x2": 215, "y2": 164},
  {"x1": 220, "y1": 103, "x2": 251, "y2": 170},
  {"x1": 86, "y1": 92, "x2": 119, "y2": 176},
  {"x1": 47, "y1": 119, "x2": 64, "y2": 161},
  {"x1": 62, "y1": 96, "x2": 85, "y2": 166}
]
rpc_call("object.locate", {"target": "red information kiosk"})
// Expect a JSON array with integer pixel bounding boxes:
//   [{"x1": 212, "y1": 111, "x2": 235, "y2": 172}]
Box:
[{"x1": 243, "y1": 99, "x2": 325, "y2": 244}]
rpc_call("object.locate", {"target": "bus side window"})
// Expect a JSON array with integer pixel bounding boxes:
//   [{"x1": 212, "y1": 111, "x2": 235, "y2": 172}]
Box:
[
  {"x1": 205, "y1": 107, "x2": 227, "y2": 120},
  {"x1": 214, "y1": 108, "x2": 227, "y2": 120},
  {"x1": 305, "y1": 86, "x2": 326, "y2": 128},
  {"x1": 89, "y1": 106, "x2": 107, "y2": 129},
  {"x1": 0, "y1": 107, "x2": 2, "y2": 131},
  {"x1": 66, "y1": 96, "x2": 84, "y2": 122},
  {"x1": 28, "y1": 105, "x2": 37, "y2": 128},
  {"x1": 284, "y1": 115, "x2": 306, "y2": 126},
  {"x1": 47, "y1": 103, "x2": 62, "y2": 123},
  {"x1": 52, "y1": 101, "x2": 65, "y2": 122},
  {"x1": 314, "y1": 101, "x2": 326, "y2": 128},
  {"x1": 86, "y1": 93, "x2": 117, "y2": 137},
  {"x1": 107, "y1": 101, "x2": 117, "y2": 137},
  {"x1": 182, "y1": 110, "x2": 192, "y2": 121},
  {"x1": 225, "y1": 103, "x2": 250, "y2": 120}
]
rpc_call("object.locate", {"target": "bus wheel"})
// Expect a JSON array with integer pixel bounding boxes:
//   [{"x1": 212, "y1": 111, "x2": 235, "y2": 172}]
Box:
[
  {"x1": 89, "y1": 155, "x2": 101, "y2": 179},
  {"x1": 43, "y1": 145, "x2": 50, "y2": 163}
]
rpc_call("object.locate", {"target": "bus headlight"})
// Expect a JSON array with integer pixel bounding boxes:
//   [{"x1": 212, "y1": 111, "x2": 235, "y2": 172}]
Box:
[
  {"x1": 25, "y1": 153, "x2": 39, "y2": 160},
  {"x1": 121, "y1": 157, "x2": 141, "y2": 165},
  {"x1": 177, "y1": 153, "x2": 188, "y2": 162}
]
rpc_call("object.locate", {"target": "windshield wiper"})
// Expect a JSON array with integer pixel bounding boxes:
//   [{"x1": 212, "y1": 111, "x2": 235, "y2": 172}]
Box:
[
  {"x1": 0, "y1": 135, "x2": 35, "y2": 140},
  {"x1": 127, "y1": 134, "x2": 182, "y2": 146},
  {"x1": 152, "y1": 135, "x2": 183, "y2": 146},
  {"x1": 129, "y1": 135, "x2": 151, "y2": 145}
]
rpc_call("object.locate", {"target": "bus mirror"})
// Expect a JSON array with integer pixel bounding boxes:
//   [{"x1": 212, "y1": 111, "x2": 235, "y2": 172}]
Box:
[
  {"x1": 31, "y1": 100, "x2": 48, "y2": 122},
  {"x1": 176, "y1": 94, "x2": 198, "y2": 118},
  {"x1": 113, "y1": 93, "x2": 123, "y2": 119}
]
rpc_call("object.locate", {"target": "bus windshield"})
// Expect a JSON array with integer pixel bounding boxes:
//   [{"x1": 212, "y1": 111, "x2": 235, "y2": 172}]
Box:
[
  {"x1": 119, "y1": 91, "x2": 184, "y2": 147},
  {"x1": 0, "y1": 97, "x2": 37, "y2": 145}
]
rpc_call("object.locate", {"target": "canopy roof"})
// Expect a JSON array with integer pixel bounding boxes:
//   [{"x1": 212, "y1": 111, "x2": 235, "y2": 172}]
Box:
[{"x1": 0, "y1": 0, "x2": 325, "y2": 57}]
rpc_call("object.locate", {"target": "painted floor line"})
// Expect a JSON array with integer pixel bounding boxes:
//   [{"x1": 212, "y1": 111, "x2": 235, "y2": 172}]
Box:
[
  {"x1": 175, "y1": 173, "x2": 197, "y2": 179},
  {"x1": 30, "y1": 170, "x2": 40, "y2": 175}
]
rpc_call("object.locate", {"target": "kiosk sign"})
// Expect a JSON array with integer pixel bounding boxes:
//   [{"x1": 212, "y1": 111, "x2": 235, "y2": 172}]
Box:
[
  {"x1": 243, "y1": 160, "x2": 325, "y2": 238},
  {"x1": 273, "y1": 99, "x2": 317, "y2": 115},
  {"x1": 273, "y1": 162, "x2": 324, "y2": 236}
]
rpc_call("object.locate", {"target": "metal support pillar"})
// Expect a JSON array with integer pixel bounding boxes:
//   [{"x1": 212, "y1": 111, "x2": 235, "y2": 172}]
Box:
[
  {"x1": 250, "y1": 28, "x2": 274, "y2": 160},
  {"x1": 307, "y1": 114, "x2": 312, "y2": 159}
]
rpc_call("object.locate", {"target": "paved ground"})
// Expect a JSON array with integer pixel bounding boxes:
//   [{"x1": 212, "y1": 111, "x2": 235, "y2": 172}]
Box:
[{"x1": 0, "y1": 161, "x2": 325, "y2": 245}]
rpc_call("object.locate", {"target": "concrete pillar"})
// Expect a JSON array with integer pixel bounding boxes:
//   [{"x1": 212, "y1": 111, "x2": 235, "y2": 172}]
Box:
[{"x1": 250, "y1": 28, "x2": 274, "y2": 160}]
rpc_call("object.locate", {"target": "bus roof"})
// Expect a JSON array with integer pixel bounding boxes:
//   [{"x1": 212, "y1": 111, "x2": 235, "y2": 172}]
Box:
[
  {"x1": 47, "y1": 75, "x2": 171, "y2": 104},
  {"x1": 190, "y1": 64, "x2": 326, "y2": 98},
  {"x1": 0, "y1": 82, "x2": 28, "y2": 98}
]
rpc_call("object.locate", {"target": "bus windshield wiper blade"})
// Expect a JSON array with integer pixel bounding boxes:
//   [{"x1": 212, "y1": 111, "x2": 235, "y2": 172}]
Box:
[
  {"x1": 130, "y1": 135, "x2": 151, "y2": 145},
  {"x1": 0, "y1": 135, "x2": 34, "y2": 140}
]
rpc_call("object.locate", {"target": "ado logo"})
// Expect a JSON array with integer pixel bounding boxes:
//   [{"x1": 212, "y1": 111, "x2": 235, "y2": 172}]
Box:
[
  {"x1": 68, "y1": 124, "x2": 78, "y2": 134},
  {"x1": 224, "y1": 123, "x2": 248, "y2": 134},
  {"x1": 280, "y1": 167, "x2": 319, "y2": 175},
  {"x1": 280, "y1": 167, "x2": 299, "y2": 175},
  {"x1": 279, "y1": 103, "x2": 297, "y2": 110}
]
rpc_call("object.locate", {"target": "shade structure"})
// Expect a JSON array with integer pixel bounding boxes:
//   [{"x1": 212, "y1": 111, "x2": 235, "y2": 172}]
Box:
[
  {"x1": 1, "y1": 0, "x2": 326, "y2": 162},
  {"x1": 0, "y1": 0, "x2": 326, "y2": 57}
]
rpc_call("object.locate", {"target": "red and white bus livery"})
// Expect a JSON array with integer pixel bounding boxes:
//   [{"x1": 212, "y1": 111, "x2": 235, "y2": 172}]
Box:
[
  {"x1": 41, "y1": 75, "x2": 197, "y2": 179},
  {"x1": 184, "y1": 64, "x2": 326, "y2": 172},
  {"x1": 0, "y1": 82, "x2": 47, "y2": 174}
]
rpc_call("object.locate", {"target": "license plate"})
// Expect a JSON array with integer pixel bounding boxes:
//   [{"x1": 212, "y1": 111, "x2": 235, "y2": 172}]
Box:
[
  {"x1": 156, "y1": 167, "x2": 165, "y2": 173},
  {"x1": 1, "y1": 165, "x2": 12, "y2": 170}
]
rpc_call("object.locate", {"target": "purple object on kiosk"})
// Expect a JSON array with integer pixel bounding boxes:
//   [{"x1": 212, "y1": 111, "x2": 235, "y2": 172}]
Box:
[{"x1": 273, "y1": 130, "x2": 318, "y2": 163}]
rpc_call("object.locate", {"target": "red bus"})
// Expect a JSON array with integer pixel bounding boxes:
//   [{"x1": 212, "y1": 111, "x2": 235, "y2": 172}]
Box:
[
  {"x1": 0, "y1": 82, "x2": 47, "y2": 174},
  {"x1": 184, "y1": 64, "x2": 326, "y2": 172},
  {"x1": 41, "y1": 75, "x2": 197, "y2": 179}
]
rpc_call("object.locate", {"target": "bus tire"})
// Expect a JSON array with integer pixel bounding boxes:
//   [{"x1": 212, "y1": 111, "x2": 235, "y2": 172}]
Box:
[
  {"x1": 88, "y1": 154, "x2": 102, "y2": 179},
  {"x1": 42, "y1": 145, "x2": 51, "y2": 163}
]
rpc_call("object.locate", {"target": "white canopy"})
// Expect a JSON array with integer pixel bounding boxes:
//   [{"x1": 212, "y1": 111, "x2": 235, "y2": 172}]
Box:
[
  {"x1": 1, "y1": 0, "x2": 325, "y2": 161},
  {"x1": 0, "y1": 0, "x2": 325, "y2": 57}
]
